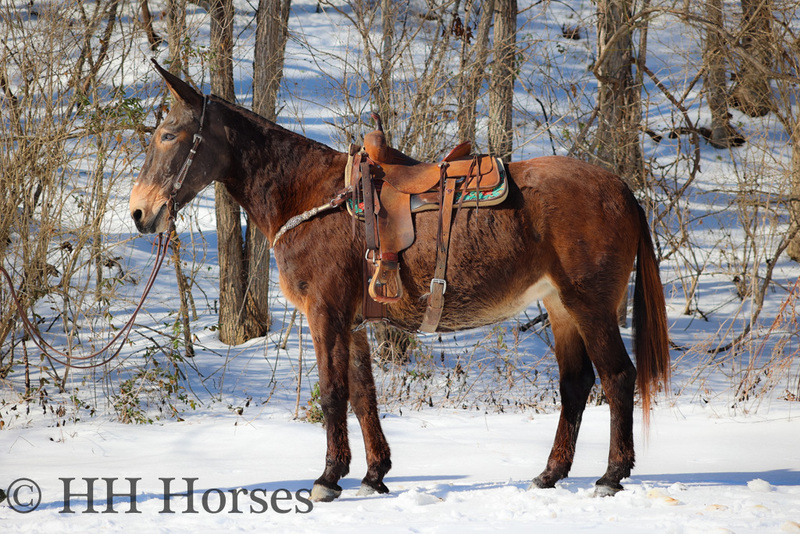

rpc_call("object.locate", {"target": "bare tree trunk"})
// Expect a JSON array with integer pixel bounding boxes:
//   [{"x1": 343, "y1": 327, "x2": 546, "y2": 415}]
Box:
[
  {"x1": 787, "y1": 116, "x2": 800, "y2": 262},
  {"x1": 171, "y1": 235, "x2": 195, "y2": 357},
  {"x1": 166, "y1": 0, "x2": 187, "y2": 76},
  {"x1": 139, "y1": 0, "x2": 162, "y2": 51},
  {"x1": 215, "y1": 181, "x2": 247, "y2": 345},
  {"x1": 243, "y1": 0, "x2": 293, "y2": 339},
  {"x1": 488, "y1": 0, "x2": 516, "y2": 162},
  {"x1": 592, "y1": 0, "x2": 644, "y2": 190},
  {"x1": 457, "y1": 0, "x2": 495, "y2": 146},
  {"x1": 164, "y1": 0, "x2": 199, "y2": 350},
  {"x1": 731, "y1": 0, "x2": 774, "y2": 117},
  {"x1": 703, "y1": 0, "x2": 744, "y2": 149},
  {"x1": 376, "y1": 0, "x2": 394, "y2": 144},
  {"x1": 254, "y1": 0, "x2": 291, "y2": 120},
  {"x1": 209, "y1": 0, "x2": 235, "y2": 98},
  {"x1": 209, "y1": 0, "x2": 248, "y2": 345}
]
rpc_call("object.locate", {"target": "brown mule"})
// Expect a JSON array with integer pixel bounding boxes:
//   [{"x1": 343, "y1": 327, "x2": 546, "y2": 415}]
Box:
[{"x1": 129, "y1": 61, "x2": 670, "y2": 501}]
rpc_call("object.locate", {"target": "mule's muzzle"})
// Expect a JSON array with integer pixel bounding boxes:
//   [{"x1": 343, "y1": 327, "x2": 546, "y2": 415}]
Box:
[
  {"x1": 131, "y1": 201, "x2": 169, "y2": 234},
  {"x1": 130, "y1": 183, "x2": 171, "y2": 234},
  {"x1": 131, "y1": 202, "x2": 169, "y2": 234}
]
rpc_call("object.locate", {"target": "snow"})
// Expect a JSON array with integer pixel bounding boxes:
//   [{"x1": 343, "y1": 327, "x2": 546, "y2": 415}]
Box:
[
  {"x1": 2, "y1": 0, "x2": 800, "y2": 532},
  {"x1": 2, "y1": 405, "x2": 799, "y2": 531}
]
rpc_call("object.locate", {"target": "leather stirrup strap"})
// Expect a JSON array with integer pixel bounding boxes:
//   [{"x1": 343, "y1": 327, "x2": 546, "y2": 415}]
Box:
[
  {"x1": 360, "y1": 151, "x2": 378, "y2": 254},
  {"x1": 420, "y1": 165, "x2": 457, "y2": 333},
  {"x1": 359, "y1": 151, "x2": 386, "y2": 322}
]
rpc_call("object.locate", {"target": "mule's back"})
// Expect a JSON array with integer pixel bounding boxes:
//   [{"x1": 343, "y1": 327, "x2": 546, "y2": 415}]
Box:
[{"x1": 510, "y1": 156, "x2": 641, "y2": 286}]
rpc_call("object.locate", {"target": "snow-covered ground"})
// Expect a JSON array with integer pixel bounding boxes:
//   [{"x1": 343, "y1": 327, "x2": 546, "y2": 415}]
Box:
[
  {"x1": 2, "y1": 403, "x2": 799, "y2": 532},
  {"x1": 2, "y1": 1, "x2": 800, "y2": 532}
]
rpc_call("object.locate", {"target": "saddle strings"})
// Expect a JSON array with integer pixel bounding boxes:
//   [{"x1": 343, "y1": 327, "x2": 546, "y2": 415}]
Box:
[{"x1": 454, "y1": 156, "x2": 481, "y2": 219}]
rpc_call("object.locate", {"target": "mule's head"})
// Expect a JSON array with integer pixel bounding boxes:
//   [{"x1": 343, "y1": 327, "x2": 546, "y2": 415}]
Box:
[{"x1": 129, "y1": 60, "x2": 228, "y2": 234}]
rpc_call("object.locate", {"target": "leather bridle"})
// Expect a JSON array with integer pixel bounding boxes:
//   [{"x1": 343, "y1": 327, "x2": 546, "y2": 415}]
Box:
[{"x1": 168, "y1": 95, "x2": 207, "y2": 216}]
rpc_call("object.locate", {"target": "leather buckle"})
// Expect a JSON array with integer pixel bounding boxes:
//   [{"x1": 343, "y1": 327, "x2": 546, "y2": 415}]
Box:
[{"x1": 430, "y1": 278, "x2": 447, "y2": 295}]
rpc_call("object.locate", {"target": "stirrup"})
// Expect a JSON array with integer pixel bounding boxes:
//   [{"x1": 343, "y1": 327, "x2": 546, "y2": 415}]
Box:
[{"x1": 369, "y1": 259, "x2": 403, "y2": 303}]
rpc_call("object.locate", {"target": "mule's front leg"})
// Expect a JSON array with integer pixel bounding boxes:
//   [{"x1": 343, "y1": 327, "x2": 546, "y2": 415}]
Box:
[
  {"x1": 349, "y1": 330, "x2": 392, "y2": 495},
  {"x1": 308, "y1": 309, "x2": 353, "y2": 502}
]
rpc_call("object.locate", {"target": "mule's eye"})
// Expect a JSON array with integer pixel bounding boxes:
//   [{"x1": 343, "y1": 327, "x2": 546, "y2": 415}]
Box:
[{"x1": 161, "y1": 132, "x2": 176, "y2": 142}]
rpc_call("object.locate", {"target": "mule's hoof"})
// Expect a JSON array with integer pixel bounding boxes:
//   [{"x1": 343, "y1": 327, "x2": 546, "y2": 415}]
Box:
[
  {"x1": 529, "y1": 476, "x2": 555, "y2": 490},
  {"x1": 593, "y1": 484, "x2": 623, "y2": 498},
  {"x1": 310, "y1": 483, "x2": 342, "y2": 502},
  {"x1": 357, "y1": 481, "x2": 390, "y2": 496}
]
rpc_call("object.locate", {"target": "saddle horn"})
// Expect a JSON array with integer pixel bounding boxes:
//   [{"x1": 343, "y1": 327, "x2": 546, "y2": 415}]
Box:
[{"x1": 370, "y1": 112, "x2": 384, "y2": 133}]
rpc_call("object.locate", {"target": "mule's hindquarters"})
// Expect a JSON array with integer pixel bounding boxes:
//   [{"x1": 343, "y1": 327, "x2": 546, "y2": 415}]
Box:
[{"x1": 514, "y1": 157, "x2": 669, "y2": 493}]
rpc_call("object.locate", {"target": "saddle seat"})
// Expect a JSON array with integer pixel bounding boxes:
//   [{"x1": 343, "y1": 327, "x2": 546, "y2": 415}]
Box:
[
  {"x1": 363, "y1": 130, "x2": 499, "y2": 194},
  {"x1": 350, "y1": 126, "x2": 508, "y2": 332}
]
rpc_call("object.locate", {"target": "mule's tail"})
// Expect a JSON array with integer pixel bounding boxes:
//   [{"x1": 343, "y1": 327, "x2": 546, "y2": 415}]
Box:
[{"x1": 632, "y1": 205, "x2": 670, "y2": 429}]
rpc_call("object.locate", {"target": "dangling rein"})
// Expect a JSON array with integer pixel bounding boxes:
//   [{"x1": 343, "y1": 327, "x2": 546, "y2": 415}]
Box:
[
  {"x1": 0, "y1": 96, "x2": 209, "y2": 369},
  {"x1": 0, "y1": 233, "x2": 172, "y2": 369}
]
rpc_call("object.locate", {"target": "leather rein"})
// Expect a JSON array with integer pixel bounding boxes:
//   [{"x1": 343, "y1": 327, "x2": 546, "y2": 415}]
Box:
[{"x1": 0, "y1": 96, "x2": 208, "y2": 369}]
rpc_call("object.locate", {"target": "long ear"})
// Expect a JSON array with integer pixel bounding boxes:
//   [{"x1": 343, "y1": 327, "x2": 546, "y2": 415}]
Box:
[{"x1": 150, "y1": 58, "x2": 203, "y2": 109}]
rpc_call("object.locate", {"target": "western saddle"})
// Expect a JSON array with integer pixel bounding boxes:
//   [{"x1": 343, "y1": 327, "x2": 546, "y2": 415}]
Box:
[{"x1": 347, "y1": 117, "x2": 508, "y2": 333}]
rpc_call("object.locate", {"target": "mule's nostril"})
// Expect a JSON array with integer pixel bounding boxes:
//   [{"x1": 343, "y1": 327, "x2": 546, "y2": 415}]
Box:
[{"x1": 132, "y1": 209, "x2": 143, "y2": 222}]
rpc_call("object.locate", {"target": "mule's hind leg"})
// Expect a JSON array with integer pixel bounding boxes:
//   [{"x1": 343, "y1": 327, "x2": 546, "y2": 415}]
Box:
[
  {"x1": 582, "y1": 318, "x2": 637, "y2": 495},
  {"x1": 349, "y1": 330, "x2": 392, "y2": 495},
  {"x1": 532, "y1": 295, "x2": 595, "y2": 489}
]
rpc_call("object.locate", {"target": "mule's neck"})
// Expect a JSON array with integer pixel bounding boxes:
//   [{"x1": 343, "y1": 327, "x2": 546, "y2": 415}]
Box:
[{"x1": 213, "y1": 99, "x2": 349, "y2": 243}]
